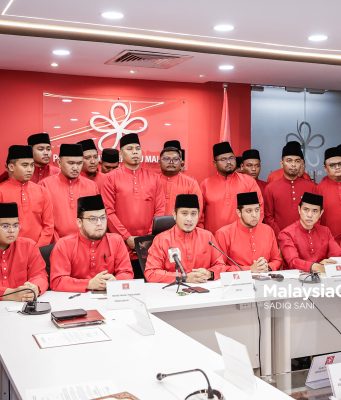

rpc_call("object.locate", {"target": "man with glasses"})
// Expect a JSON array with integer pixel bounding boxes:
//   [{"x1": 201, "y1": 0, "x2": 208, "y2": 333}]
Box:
[
  {"x1": 317, "y1": 146, "x2": 341, "y2": 245},
  {"x1": 0, "y1": 202, "x2": 48, "y2": 301},
  {"x1": 50, "y1": 195, "x2": 133, "y2": 292},
  {"x1": 278, "y1": 192, "x2": 341, "y2": 272},
  {"x1": 40, "y1": 144, "x2": 98, "y2": 240},
  {"x1": 200, "y1": 141, "x2": 263, "y2": 234},
  {"x1": 27, "y1": 132, "x2": 59, "y2": 184},
  {"x1": 77, "y1": 139, "x2": 106, "y2": 190},
  {"x1": 101, "y1": 134, "x2": 165, "y2": 279},
  {"x1": 264, "y1": 142, "x2": 316, "y2": 237},
  {"x1": 0, "y1": 145, "x2": 54, "y2": 246},
  {"x1": 159, "y1": 143, "x2": 202, "y2": 215}
]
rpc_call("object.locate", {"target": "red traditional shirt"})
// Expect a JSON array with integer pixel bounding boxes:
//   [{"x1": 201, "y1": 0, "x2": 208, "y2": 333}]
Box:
[
  {"x1": 267, "y1": 168, "x2": 311, "y2": 183},
  {"x1": 144, "y1": 225, "x2": 226, "y2": 283},
  {"x1": 278, "y1": 220, "x2": 341, "y2": 272},
  {"x1": 264, "y1": 176, "x2": 316, "y2": 237},
  {"x1": 50, "y1": 232, "x2": 133, "y2": 292},
  {"x1": 0, "y1": 237, "x2": 48, "y2": 297},
  {"x1": 200, "y1": 172, "x2": 264, "y2": 234},
  {"x1": 215, "y1": 219, "x2": 282, "y2": 271},
  {"x1": 0, "y1": 178, "x2": 54, "y2": 246},
  {"x1": 80, "y1": 170, "x2": 106, "y2": 191},
  {"x1": 31, "y1": 164, "x2": 60, "y2": 184},
  {"x1": 256, "y1": 178, "x2": 268, "y2": 199},
  {"x1": 40, "y1": 173, "x2": 98, "y2": 240}
]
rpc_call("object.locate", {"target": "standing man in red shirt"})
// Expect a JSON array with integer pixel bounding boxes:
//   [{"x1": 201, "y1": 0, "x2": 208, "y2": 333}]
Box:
[
  {"x1": 200, "y1": 141, "x2": 264, "y2": 234},
  {"x1": 40, "y1": 144, "x2": 98, "y2": 240},
  {"x1": 0, "y1": 145, "x2": 54, "y2": 247},
  {"x1": 27, "y1": 132, "x2": 59, "y2": 184},
  {"x1": 77, "y1": 139, "x2": 106, "y2": 190},
  {"x1": 317, "y1": 146, "x2": 341, "y2": 245},
  {"x1": 100, "y1": 148, "x2": 119, "y2": 173},
  {"x1": 101, "y1": 133, "x2": 165, "y2": 278},
  {"x1": 0, "y1": 202, "x2": 48, "y2": 301},
  {"x1": 215, "y1": 192, "x2": 281, "y2": 271},
  {"x1": 264, "y1": 142, "x2": 315, "y2": 237},
  {"x1": 240, "y1": 149, "x2": 267, "y2": 198},
  {"x1": 158, "y1": 145, "x2": 202, "y2": 215},
  {"x1": 50, "y1": 194, "x2": 133, "y2": 292},
  {"x1": 278, "y1": 192, "x2": 341, "y2": 272}
]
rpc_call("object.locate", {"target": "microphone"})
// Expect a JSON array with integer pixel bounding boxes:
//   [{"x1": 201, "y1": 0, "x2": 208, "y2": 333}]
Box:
[
  {"x1": 208, "y1": 241, "x2": 242, "y2": 271},
  {"x1": 168, "y1": 248, "x2": 187, "y2": 281},
  {"x1": 0, "y1": 287, "x2": 51, "y2": 315},
  {"x1": 157, "y1": 368, "x2": 223, "y2": 399}
]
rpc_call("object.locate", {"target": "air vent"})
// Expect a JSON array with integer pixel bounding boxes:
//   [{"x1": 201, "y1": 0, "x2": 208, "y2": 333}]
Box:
[{"x1": 105, "y1": 50, "x2": 192, "y2": 69}]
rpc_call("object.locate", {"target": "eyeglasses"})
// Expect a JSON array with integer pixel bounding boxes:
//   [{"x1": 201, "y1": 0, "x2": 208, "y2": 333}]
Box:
[
  {"x1": 161, "y1": 156, "x2": 181, "y2": 164},
  {"x1": 215, "y1": 156, "x2": 236, "y2": 163},
  {"x1": 327, "y1": 162, "x2": 341, "y2": 170},
  {"x1": 81, "y1": 215, "x2": 107, "y2": 225},
  {"x1": 0, "y1": 223, "x2": 20, "y2": 232}
]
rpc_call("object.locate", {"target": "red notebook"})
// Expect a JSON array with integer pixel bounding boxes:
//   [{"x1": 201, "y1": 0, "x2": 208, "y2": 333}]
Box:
[{"x1": 52, "y1": 309, "x2": 105, "y2": 328}]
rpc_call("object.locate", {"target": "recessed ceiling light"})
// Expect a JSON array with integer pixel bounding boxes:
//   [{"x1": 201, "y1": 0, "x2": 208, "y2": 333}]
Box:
[
  {"x1": 53, "y1": 126, "x2": 61, "y2": 129},
  {"x1": 52, "y1": 49, "x2": 70, "y2": 56},
  {"x1": 199, "y1": 74, "x2": 205, "y2": 78},
  {"x1": 70, "y1": 118, "x2": 78, "y2": 122},
  {"x1": 219, "y1": 64, "x2": 234, "y2": 71},
  {"x1": 129, "y1": 70, "x2": 136, "y2": 74},
  {"x1": 91, "y1": 111, "x2": 100, "y2": 115},
  {"x1": 62, "y1": 99, "x2": 72, "y2": 103},
  {"x1": 214, "y1": 24, "x2": 234, "y2": 32},
  {"x1": 308, "y1": 34, "x2": 328, "y2": 42},
  {"x1": 50, "y1": 62, "x2": 58, "y2": 67},
  {"x1": 101, "y1": 11, "x2": 124, "y2": 20},
  {"x1": 164, "y1": 123, "x2": 172, "y2": 126}
]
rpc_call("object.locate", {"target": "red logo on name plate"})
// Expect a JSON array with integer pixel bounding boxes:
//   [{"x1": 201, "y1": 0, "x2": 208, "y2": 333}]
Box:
[
  {"x1": 325, "y1": 356, "x2": 335, "y2": 365},
  {"x1": 122, "y1": 283, "x2": 130, "y2": 290},
  {"x1": 336, "y1": 265, "x2": 341, "y2": 271},
  {"x1": 233, "y1": 274, "x2": 240, "y2": 280}
]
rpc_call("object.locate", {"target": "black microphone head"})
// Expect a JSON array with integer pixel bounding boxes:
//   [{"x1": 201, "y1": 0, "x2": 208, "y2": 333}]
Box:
[
  {"x1": 208, "y1": 241, "x2": 213, "y2": 246},
  {"x1": 156, "y1": 373, "x2": 164, "y2": 381}
]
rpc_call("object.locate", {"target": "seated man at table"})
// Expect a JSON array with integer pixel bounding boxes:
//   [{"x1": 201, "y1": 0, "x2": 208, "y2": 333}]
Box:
[
  {"x1": 278, "y1": 192, "x2": 341, "y2": 272},
  {"x1": 50, "y1": 194, "x2": 134, "y2": 292},
  {"x1": 0, "y1": 202, "x2": 48, "y2": 301},
  {"x1": 144, "y1": 194, "x2": 226, "y2": 283},
  {"x1": 215, "y1": 192, "x2": 282, "y2": 272}
]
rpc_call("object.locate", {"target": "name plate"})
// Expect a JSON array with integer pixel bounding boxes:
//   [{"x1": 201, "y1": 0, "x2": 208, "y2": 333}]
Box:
[
  {"x1": 106, "y1": 279, "x2": 145, "y2": 310},
  {"x1": 306, "y1": 352, "x2": 341, "y2": 389},
  {"x1": 220, "y1": 271, "x2": 255, "y2": 299},
  {"x1": 327, "y1": 362, "x2": 341, "y2": 399},
  {"x1": 326, "y1": 258, "x2": 341, "y2": 278}
]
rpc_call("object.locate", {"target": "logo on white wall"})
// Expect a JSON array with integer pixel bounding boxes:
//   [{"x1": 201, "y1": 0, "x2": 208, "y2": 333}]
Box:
[{"x1": 90, "y1": 102, "x2": 148, "y2": 150}]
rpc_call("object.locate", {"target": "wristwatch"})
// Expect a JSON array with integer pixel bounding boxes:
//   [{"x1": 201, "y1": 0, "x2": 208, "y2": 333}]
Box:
[{"x1": 208, "y1": 271, "x2": 215, "y2": 281}]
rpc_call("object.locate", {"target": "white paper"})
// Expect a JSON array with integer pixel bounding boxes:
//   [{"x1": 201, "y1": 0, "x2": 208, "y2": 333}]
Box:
[
  {"x1": 328, "y1": 363, "x2": 341, "y2": 399},
  {"x1": 25, "y1": 380, "x2": 116, "y2": 400},
  {"x1": 33, "y1": 327, "x2": 111, "y2": 349},
  {"x1": 106, "y1": 279, "x2": 145, "y2": 310},
  {"x1": 215, "y1": 331, "x2": 256, "y2": 395},
  {"x1": 6, "y1": 304, "x2": 22, "y2": 312}
]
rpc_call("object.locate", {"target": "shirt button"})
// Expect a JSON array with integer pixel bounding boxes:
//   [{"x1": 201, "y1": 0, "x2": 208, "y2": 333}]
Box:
[{"x1": 293, "y1": 198, "x2": 296, "y2": 201}]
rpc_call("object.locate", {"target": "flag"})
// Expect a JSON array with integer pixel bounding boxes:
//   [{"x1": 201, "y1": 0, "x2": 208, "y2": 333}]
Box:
[{"x1": 219, "y1": 85, "x2": 231, "y2": 143}]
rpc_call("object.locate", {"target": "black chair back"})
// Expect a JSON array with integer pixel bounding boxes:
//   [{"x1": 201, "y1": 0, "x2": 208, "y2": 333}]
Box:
[
  {"x1": 152, "y1": 215, "x2": 175, "y2": 236},
  {"x1": 134, "y1": 235, "x2": 155, "y2": 274},
  {"x1": 39, "y1": 243, "x2": 55, "y2": 280}
]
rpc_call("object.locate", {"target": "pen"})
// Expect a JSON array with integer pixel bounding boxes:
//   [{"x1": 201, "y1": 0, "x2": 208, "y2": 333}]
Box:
[{"x1": 68, "y1": 293, "x2": 81, "y2": 299}]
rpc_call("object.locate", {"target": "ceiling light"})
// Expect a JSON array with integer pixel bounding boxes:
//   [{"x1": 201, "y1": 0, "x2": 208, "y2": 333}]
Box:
[
  {"x1": 308, "y1": 34, "x2": 328, "y2": 42},
  {"x1": 50, "y1": 62, "x2": 58, "y2": 67},
  {"x1": 70, "y1": 118, "x2": 78, "y2": 121},
  {"x1": 164, "y1": 123, "x2": 172, "y2": 126},
  {"x1": 214, "y1": 24, "x2": 234, "y2": 32},
  {"x1": 52, "y1": 49, "x2": 70, "y2": 56},
  {"x1": 53, "y1": 126, "x2": 61, "y2": 129},
  {"x1": 219, "y1": 65, "x2": 234, "y2": 71},
  {"x1": 91, "y1": 111, "x2": 100, "y2": 115},
  {"x1": 199, "y1": 74, "x2": 205, "y2": 78},
  {"x1": 129, "y1": 70, "x2": 136, "y2": 74},
  {"x1": 101, "y1": 11, "x2": 124, "y2": 20},
  {"x1": 62, "y1": 99, "x2": 72, "y2": 103}
]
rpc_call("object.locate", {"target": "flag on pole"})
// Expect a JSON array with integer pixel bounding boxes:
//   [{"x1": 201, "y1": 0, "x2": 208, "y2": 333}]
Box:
[{"x1": 219, "y1": 85, "x2": 231, "y2": 143}]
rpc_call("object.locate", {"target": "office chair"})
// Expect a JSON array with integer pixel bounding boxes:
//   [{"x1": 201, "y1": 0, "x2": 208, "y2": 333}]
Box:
[
  {"x1": 134, "y1": 235, "x2": 155, "y2": 277},
  {"x1": 152, "y1": 215, "x2": 175, "y2": 236},
  {"x1": 39, "y1": 243, "x2": 55, "y2": 283}
]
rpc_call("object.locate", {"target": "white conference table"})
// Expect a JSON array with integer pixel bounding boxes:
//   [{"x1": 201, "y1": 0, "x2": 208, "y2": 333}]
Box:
[{"x1": 0, "y1": 292, "x2": 292, "y2": 400}]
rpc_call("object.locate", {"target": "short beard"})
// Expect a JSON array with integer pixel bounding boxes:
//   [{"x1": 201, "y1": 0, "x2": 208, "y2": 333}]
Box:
[{"x1": 84, "y1": 231, "x2": 106, "y2": 241}]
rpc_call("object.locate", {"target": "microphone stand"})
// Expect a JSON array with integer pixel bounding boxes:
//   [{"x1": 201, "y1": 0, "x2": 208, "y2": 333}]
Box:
[
  {"x1": 162, "y1": 261, "x2": 191, "y2": 292},
  {"x1": 0, "y1": 287, "x2": 51, "y2": 315}
]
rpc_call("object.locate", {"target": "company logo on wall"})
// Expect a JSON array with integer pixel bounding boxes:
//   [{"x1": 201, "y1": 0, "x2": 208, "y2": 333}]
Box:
[
  {"x1": 43, "y1": 93, "x2": 188, "y2": 165},
  {"x1": 286, "y1": 120, "x2": 325, "y2": 167}
]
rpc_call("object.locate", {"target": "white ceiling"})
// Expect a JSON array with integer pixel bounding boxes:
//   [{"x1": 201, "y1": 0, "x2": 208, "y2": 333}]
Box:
[{"x1": 1, "y1": 0, "x2": 341, "y2": 89}]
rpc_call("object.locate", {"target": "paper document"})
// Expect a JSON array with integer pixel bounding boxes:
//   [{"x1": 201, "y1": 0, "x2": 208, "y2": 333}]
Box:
[
  {"x1": 33, "y1": 327, "x2": 111, "y2": 349},
  {"x1": 25, "y1": 380, "x2": 116, "y2": 400}
]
